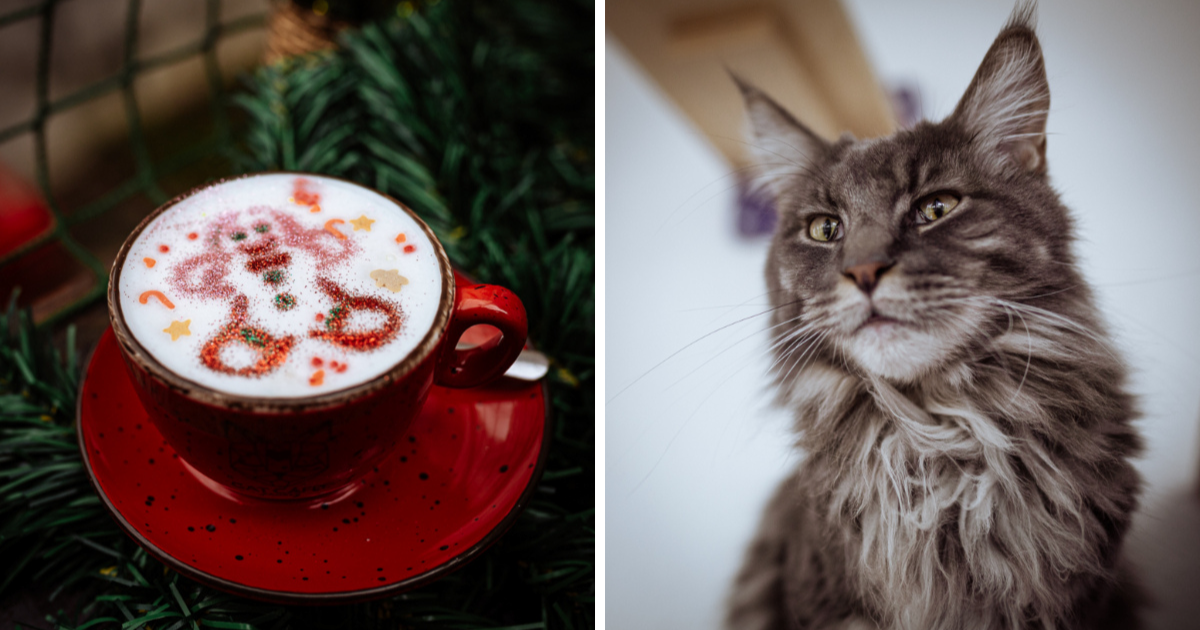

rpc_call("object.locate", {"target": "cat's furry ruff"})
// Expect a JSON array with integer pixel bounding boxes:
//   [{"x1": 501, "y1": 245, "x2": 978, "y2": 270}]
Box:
[{"x1": 726, "y1": 6, "x2": 1142, "y2": 630}]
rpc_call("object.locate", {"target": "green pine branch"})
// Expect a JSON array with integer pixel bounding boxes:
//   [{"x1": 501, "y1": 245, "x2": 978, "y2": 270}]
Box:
[{"x1": 0, "y1": 293, "x2": 119, "y2": 604}]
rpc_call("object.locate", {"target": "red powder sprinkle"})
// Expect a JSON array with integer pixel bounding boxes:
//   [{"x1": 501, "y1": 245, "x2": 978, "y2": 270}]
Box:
[
  {"x1": 309, "y1": 370, "x2": 325, "y2": 386},
  {"x1": 308, "y1": 278, "x2": 402, "y2": 351},
  {"x1": 168, "y1": 250, "x2": 235, "y2": 300},
  {"x1": 187, "y1": 232, "x2": 198, "y2": 240},
  {"x1": 245, "y1": 252, "x2": 292, "y2": 273},
  {"x1": 159, "y1": 245, "x2": 170, "y2": 253},
  {"x1": 143, "y1": 257, "x2": 156, "y2": 268},
  {"x1": 168, "y1": 208, "x2": 357, "y2": 306},
  {"x1": 312, "y1": 357, "x2": 323, "y2": 367},
  {"x1": 335, "y1": 363, "x2": 348, "y2": 373},
  {"x1": 403, "y1": 245, "x2": 416, "y2": 254},
  {"x1": 242, "y1": 237, "x2": 277, "y2": 256},
  {"x1": 200, "y1": 295, "x2": 295, "y2": 377},
  {"x1": 293, "y1": 178, "x2": 320, "y2": 206}
]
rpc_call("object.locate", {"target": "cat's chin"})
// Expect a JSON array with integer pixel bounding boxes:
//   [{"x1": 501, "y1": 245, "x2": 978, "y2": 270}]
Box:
[{"x1": 845, "y1": 322, "x2": 955, "y2": 383}]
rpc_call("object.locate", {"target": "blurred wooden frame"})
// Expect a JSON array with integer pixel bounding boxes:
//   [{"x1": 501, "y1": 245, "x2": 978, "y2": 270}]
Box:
[{"x1": 607, "y1": 0, "x2": 895, "y2": 166}]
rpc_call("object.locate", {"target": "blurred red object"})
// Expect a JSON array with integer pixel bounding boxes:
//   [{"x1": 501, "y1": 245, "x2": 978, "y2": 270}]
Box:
[
  {"x1": 0, "y1": 163, "x2": 96, "y2": 321},
  {"x1": 0, "y1": 165, "x2": 54, "y2": 257}
]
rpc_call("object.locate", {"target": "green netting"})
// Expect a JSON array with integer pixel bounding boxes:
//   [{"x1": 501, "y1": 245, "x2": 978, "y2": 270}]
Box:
[{"x1": 0, "y1": 0, "x2": 264, "y2": 326}]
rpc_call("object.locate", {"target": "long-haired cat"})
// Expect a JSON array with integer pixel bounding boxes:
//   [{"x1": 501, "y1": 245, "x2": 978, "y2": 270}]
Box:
[{"x1": 726, "y1": 6, "x2": 1143, "y2": 630}]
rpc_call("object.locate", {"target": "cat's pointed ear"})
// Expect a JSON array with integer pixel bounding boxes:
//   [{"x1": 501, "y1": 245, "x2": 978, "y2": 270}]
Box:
[
  {"x1": 950, "y1": 5, "x2": 1050, "y2": 173},
  {"x1": 734, "y1": 75, "x2": 829, "y2": 194}
]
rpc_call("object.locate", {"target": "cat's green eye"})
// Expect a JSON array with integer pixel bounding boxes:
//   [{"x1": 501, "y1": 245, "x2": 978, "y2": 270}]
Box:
[
  {"x1": 808, "y1": 215, "x2": 842, "y2": 242},
  {"x1": 916, "y1": 193, "x2": 961, "y2": 224}
]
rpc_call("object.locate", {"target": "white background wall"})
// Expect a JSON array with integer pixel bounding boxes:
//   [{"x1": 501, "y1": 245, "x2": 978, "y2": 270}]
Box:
[{"x1": 606, "y1": 1, "x2": 1200, "y2": 628}]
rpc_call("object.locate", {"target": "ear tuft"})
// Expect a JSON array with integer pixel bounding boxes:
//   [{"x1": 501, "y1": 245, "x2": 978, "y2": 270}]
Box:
[
  {"x1": 733, "y1": 74, "x2": 829, "y2": 196},
  {"x1": 950, "y1": 3, "x2": 1050, "y2": 173},
  {"x1": 1005, "y1": 0, "x2": 1037, "y2": 32}
]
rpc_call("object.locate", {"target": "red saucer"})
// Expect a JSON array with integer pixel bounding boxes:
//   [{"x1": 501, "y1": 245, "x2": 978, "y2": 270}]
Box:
[{"x1": 77, "y1": 327, "x2": 548, "y2": 604}]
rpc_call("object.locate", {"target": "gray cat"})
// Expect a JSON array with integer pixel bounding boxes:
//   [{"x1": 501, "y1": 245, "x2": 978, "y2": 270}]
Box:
[{"x1": 726, "y1": 6, "x2": 1143, "y2": 630}]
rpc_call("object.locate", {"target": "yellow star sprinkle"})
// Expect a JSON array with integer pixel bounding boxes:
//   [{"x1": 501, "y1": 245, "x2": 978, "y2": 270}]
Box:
[
  {"x1": 369, "y1": 269, "x2": 409, "y2": 293},
  {"x1": 350, "y1": 215, "x2": 375, "y2": 231},
  {"x1": 163, "y1": 320, "x2": 192, "y2": 341}
]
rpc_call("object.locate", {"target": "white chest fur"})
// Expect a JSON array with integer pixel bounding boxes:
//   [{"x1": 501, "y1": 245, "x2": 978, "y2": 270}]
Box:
[{"x1": 810, "y1": 373, "x2": 1101, "y2": 629}]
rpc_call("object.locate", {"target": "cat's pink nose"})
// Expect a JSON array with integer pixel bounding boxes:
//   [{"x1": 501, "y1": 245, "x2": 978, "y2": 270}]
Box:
[{"x1": 843, "y1": 261, "x2": 891, "y2": 295}]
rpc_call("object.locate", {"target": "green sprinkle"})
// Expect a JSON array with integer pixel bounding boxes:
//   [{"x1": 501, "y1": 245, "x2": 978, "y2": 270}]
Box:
[
  {"x1": 239, "y1": 328, "x2": 265, "y2": 347},
  {"x1": 326, "y1": 306, "x2": 345, "y2": 329},
  {"x1": 263, "y1": 269, "x2": 285, "y2": 284},
  {"x1": 274, "y1": 293, "x2": 296, "y2": 311},
  {"x1": 254, "y1": 223, "x2": 270, "y2": 233},
  {"x1": 231, "y1": 232, "x2": 247, "y2": 241}
]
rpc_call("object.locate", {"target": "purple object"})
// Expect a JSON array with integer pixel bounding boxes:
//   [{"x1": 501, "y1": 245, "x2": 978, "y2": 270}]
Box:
[
  {"x1": 890, "y1": 83, "x2": 924, "y2": 129},
  {"x1": 737, "y1": 177, "x2": 777, "y2": 237}
]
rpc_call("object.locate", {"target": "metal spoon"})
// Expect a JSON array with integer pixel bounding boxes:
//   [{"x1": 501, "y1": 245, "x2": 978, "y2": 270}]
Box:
[{"x1": 503, "y1": 348, "x2": 550, "y2": 381}]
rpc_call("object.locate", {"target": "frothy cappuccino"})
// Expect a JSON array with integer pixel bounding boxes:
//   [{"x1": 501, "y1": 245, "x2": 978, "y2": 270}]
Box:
[{"x1": 117, "y1": 174, "x2": 443, "y2": 398}]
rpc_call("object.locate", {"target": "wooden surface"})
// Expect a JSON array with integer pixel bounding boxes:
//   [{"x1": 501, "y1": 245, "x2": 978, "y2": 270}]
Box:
[{"x1": 607, "y1": 0, "x2": 895, "y2": 165}]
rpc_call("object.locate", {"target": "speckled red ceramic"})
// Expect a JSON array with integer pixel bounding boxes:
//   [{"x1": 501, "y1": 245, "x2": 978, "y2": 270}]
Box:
[
  {"x1": 107, "y1": 173, "x2": 528, "y2": 501},
  {"x1": 79, "y1": 327, "x2": 548, "y2": 604}
]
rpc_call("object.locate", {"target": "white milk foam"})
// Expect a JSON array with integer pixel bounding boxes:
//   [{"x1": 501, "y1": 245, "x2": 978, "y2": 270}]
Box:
[{"x1": 118, "y1": 174, "x2": 443, "y2": 398}]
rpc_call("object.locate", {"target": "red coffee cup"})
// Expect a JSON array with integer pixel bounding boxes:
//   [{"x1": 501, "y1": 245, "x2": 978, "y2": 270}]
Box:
[{"x1": 107, "y1": 173, "x2": 527, "y2": 500}]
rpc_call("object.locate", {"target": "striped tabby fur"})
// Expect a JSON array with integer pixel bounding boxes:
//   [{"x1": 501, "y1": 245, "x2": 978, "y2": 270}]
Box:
[{"x1": 727, "y1": 6, "x2": 1143, "y2": 629}]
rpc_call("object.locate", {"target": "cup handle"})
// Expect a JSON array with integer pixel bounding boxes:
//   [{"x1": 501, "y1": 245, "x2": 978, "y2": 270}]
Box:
[{"x1": 435, "y1": 282, "x2": 528, "y2": 388}]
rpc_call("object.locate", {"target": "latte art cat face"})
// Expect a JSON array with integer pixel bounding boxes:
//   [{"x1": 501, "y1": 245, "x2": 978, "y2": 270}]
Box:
[
  {"x1": 117, "y1": 174, "x2": 442, "y2": 398},
  {"x1": 742, "y1": 23, "x2": 1071, "y2": 384}
]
